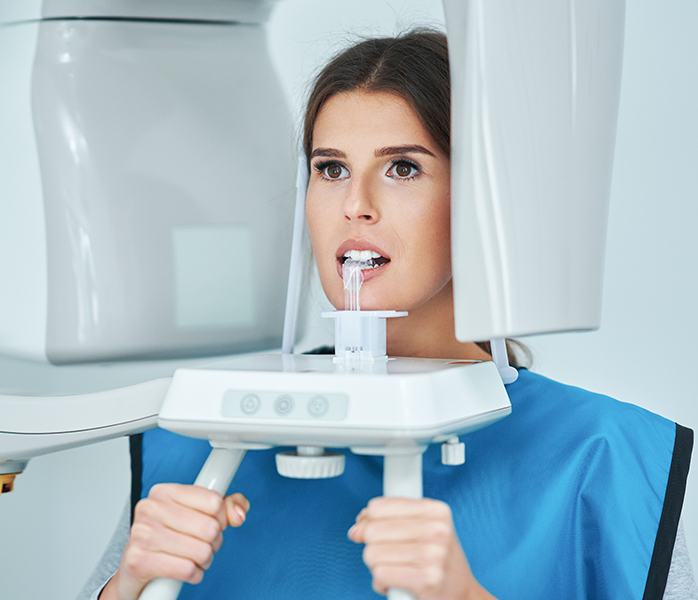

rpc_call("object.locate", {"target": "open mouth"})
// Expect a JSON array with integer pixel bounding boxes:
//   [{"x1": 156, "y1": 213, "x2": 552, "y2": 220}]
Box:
[
  {"x1": 339, "y1": 250, "x2": 391, "y2": 269},
  {"x1": 334, "y1": 244, "x2": 392, "y2": 282}
]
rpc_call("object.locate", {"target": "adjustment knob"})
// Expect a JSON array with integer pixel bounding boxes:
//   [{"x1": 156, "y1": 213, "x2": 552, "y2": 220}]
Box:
[
  {"x1": 275, "y1": 448, "x2": 345, "y2": 479},
  {"x1": 441, "y1": 437, "x2": 465, "y2": 466}
]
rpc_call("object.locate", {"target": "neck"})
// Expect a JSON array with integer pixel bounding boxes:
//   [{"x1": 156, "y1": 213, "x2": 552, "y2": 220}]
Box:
[{"x1": 386, "y1": 280, "x2": 491, "y2": 361}]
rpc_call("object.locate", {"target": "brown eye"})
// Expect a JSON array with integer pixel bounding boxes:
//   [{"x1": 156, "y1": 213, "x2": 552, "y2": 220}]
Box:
[
  {"x1": 327, "y1": 164, "x2": 343, "y2": 179},
  {"x1": 314, "y1": 161, "x2": 348, "y2": 181},
  {"x1": 396, "y1": 162, "x2": 411, "y2": 177},
  {"x1": 393, "y1": 161, "x2": 417, "y2": 178}
]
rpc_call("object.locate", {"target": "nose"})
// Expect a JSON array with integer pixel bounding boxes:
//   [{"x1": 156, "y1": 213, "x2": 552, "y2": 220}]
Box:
[{"x1": 342, "y1": 176, "x2": 379, "y2": 224}]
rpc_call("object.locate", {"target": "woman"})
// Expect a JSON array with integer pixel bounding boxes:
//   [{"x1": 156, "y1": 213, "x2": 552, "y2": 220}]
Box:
[{"x1": 89, "y1": 30, "x2": 695, "y2": 600}]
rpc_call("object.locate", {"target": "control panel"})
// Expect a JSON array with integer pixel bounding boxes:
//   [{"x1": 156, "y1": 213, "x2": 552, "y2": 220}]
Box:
[{"x1": 221, "y1": 390, "x2": 349, "y2": 421}]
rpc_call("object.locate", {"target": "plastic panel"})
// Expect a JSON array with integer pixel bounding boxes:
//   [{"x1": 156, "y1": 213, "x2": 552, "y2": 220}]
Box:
[
  {"x1": 0, "y1": 0, "x2": 279, "y2": 25},
  {"x1": 444, "y1": 0, "x2": 626, "y2": 340},
  {"x1": 13, "y1": 19, "x2": 295, "y2": 363},
  {"x1": 0, "y1": 23, "x2": 48, "y2": 361}
]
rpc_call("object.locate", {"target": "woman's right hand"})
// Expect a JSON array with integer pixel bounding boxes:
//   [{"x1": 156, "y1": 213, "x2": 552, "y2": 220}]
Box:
[{"x1": 100, "y1": 483, "x2": 250, "y2": 600}]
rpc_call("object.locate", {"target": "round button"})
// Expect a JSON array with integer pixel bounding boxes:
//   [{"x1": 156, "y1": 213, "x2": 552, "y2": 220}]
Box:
[
  {"x1": 240, "y1": 393, "x2": 261, "y2": 415},
  {"x1": 274, "y1": 394, "x2": 294, "y2": 416},
  {"x1": 308, "y1": 395, "x2": 329, "y2": 418}
]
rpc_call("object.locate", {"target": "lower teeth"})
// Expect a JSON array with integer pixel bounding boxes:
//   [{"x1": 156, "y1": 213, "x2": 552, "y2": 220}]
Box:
[{"x1": 341, "y1": 258, "x2": 388, "y2": 269}]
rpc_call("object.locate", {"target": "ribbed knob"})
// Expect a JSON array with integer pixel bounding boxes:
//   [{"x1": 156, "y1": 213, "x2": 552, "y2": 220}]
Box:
[
  {"x1": 275, "y1": 450, "x2": 345, "y2": 479},
  {"x1": 441, "y1": 437, "x2": 466, "y2": 466}
]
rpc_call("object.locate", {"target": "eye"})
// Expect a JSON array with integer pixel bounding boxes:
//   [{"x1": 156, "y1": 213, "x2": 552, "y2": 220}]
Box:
[
  {"x1": 387, "y1": 159, "x2": 419, "y2": 181},
  {"x1": 313, "y1": 160, "x2": 350, "y2": 181}
]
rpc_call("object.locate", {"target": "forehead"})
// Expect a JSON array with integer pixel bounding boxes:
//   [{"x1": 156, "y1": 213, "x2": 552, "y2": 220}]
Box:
[{"x1": 312, "y1": 90, "x2": 433, "y2": 150}]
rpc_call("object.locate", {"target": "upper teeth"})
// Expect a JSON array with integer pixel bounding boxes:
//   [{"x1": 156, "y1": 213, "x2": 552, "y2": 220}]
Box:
[{"x1": 343, "y1": 250, "x2": 382, "y2": 261}]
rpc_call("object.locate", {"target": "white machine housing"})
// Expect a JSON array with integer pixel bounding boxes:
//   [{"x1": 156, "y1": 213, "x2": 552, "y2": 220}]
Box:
[
  {"x1": 444, "y1": 0, "x2": 625, "y2": 341},
  {"x1": 0, "y1": 0, "x2": 626, "y2": 366},
  {"x1": 159, "y1": 354, "x2": 511, "y2": 449},
  {"x1": 0, "y1": 2, "x2": 627, "y2": 597},
  {"x1": 0, "y1": 0, "x2": 628, "y2": 460},
  {"x1": 0, "y1": 0, "x2": 627, "y2": 502},
  {"x1": 0, "y1": 0, "x2": 294, "y2": 364}
]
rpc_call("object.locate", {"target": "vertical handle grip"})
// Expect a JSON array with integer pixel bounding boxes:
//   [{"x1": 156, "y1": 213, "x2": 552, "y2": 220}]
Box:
[
  {"x1": 138, "y1": 447, "x2": 246, "y2": 600},
  {"x1": 383, "y1": 450, "x2": 424, "y2": 600}
]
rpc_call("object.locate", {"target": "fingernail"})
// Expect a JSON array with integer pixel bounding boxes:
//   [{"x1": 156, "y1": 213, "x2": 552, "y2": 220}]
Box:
[
  {"x1": 347, "y1": 524, "x2": 357, "y2": 539},
  {"x1": 234, "y1": 505, "x2": 246, "y2": 523}
]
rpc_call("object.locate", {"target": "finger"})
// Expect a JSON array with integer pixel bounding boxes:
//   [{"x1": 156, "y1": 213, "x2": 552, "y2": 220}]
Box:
[
  {"x1": 349, "y1": 517, "x2": 452, "y2": 545},
  {"x1": 224, "y1": 495, "x2": 249, "y2": 527},
  {"x1": 362, "y1": 542, "x2": 448, "y2": 569},
  {"x1": 130, "y1": 521, "x2": 216, "y2": 570},
  {"x1": 227, "y1": 492, "x2": 250, "y2": 513},
  {"x1": 123, "y1": 545, "x2": 204, "y2": 586},
  {"x1": 211, "y1": 492, "x2": 248, "y2": 532},
  {"x1": 149, "y1": 483, "x2": 224, "y2": 518},
  {"x1": 137, "y1": 498, "x2": 222, "y2": 544},
  {"x1": 370, "y1": 564, "x2": 445, "y2": 598},
  {"x1": 212, "y1": 532, "x2": 223, "y2": 553},
  {"x1": 354, "y1": 508, "x2": 367, "y2": 523},
  {"x1": 363, "y1": 497, "x2": 451, "y2": 521}
]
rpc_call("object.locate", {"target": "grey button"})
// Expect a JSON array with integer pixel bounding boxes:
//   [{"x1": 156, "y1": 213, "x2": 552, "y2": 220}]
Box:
[
  {"x1": 274, "y1": 394, "x2": 294, "y2": 416},
  {"x1": 240, "y1": 393, "x2": 261, "y2": 415},
  {"x1": 308, "y1": 395, "x2": 329, "y2": 417}
]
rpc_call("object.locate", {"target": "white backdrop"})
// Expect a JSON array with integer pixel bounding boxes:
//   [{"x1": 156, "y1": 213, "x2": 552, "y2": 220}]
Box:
[{"x1": 0, "y1": 1, "x2": 696, "y2": 599}]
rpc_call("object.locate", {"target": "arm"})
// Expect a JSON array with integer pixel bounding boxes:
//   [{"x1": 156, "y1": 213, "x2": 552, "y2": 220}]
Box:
[
  {"x1": 664, "y1": 519, "x2": 698, "y2": 600},
  {"x1": 78, "y1": 499, "x2": 130, "y2": 600}
]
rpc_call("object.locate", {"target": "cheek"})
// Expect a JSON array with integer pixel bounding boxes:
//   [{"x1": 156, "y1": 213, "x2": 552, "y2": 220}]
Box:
[
  {"x1": 306, "y1": 194, "x2": 331, "y2": 255},
  {"x1": 401, "y1": 194, "x2": 450, "y2": 266},
  {"x1": 306, "y1": 195, "x2": 344, "y2": 301},
  {"x1": 428, "y1": 204, "x2": 452, "y2": 267},
  {"x1": 392, "y1": 194, "x2": 451, "y2": 302}
]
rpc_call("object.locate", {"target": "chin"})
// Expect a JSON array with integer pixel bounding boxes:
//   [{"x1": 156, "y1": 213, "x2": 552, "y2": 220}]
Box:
[{"x1": 335, "y1": 290, "x2": 405, "y2": 312}]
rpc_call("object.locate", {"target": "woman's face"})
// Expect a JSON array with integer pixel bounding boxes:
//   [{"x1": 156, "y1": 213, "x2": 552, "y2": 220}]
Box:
[{"x1": 306, "y1": 90, "x2": 452, "y2": 312}]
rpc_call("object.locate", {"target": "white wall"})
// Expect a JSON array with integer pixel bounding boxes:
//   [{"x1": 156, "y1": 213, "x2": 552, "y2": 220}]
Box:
[{"x1": 0, "y1": 1, "x2": 696, "y2": 599}]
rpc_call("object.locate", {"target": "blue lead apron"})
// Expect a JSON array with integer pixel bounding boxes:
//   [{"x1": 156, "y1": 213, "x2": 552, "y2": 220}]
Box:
[{"x1": 131, "y1": 368, "x2": 693, "y2": 599}]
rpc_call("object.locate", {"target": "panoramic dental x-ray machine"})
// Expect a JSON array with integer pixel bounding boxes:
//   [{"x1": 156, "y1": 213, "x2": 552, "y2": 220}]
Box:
[{"x1": 0, "y1": 1, "x2": 625, "y2": 599}]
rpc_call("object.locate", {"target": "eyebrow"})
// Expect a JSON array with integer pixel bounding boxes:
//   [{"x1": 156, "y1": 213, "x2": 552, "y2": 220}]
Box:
[
  {"x1": 310, "y1": 144, "x2": 436, "y2": 159},
  {"x1": 375, "y1": 144, "x2": 436, "y2": 158},
  {"x1": 310, "y1": 147, "x2": 346, "y2": 158}
]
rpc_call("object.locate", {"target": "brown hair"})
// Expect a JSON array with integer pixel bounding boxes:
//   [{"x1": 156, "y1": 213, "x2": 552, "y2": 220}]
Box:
[{"x1": 302, "y1": 28, "x2": 532, "y2": 369}]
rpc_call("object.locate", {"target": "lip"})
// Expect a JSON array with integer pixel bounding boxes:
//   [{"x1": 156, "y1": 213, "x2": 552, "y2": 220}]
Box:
[
  {"x1": 335, "y1": 238, "x2": 392, "y2": 283},
  {"x1": 335, "y1": 239, "x2": 391, "y2": 261}
]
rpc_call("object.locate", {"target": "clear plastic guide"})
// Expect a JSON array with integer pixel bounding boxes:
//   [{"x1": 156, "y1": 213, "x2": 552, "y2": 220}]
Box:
[
  {"x1": 323, "y1": 259, "x2": 406, "y2": 363},
  {"x1": 343, "y1": 259, "x2": 369, "y2": 311},
  {"x1": 341, "y1": 259, "x2": 368, "y2": 360}
]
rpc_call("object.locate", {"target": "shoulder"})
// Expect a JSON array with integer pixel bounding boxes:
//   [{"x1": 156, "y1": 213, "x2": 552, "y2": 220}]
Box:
[
  {"x1": 507, "y1": 368, "x2": 678, "y2": 451},
  {"x1": 499, "y1": 368, "x2": 687, "y2": 519},
  {"x1": 502, "y1": 369, "x2": 693, "y2": 598}
]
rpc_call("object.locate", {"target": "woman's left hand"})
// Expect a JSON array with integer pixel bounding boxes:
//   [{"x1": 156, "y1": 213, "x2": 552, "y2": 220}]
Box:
[{"x1": 347, "y1": 497, "x2": 493, "y2": 600}]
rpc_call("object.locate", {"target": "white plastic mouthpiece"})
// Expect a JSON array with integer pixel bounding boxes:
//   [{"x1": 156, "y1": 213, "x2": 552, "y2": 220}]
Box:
[{"x1": 324, "y1": 259, "x2": 406, "y2": 362}]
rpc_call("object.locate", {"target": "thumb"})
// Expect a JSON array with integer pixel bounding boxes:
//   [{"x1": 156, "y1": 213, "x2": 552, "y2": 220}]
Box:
[{"x1": 224, "y1": 492, "x2": 250, "y2": 527}]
